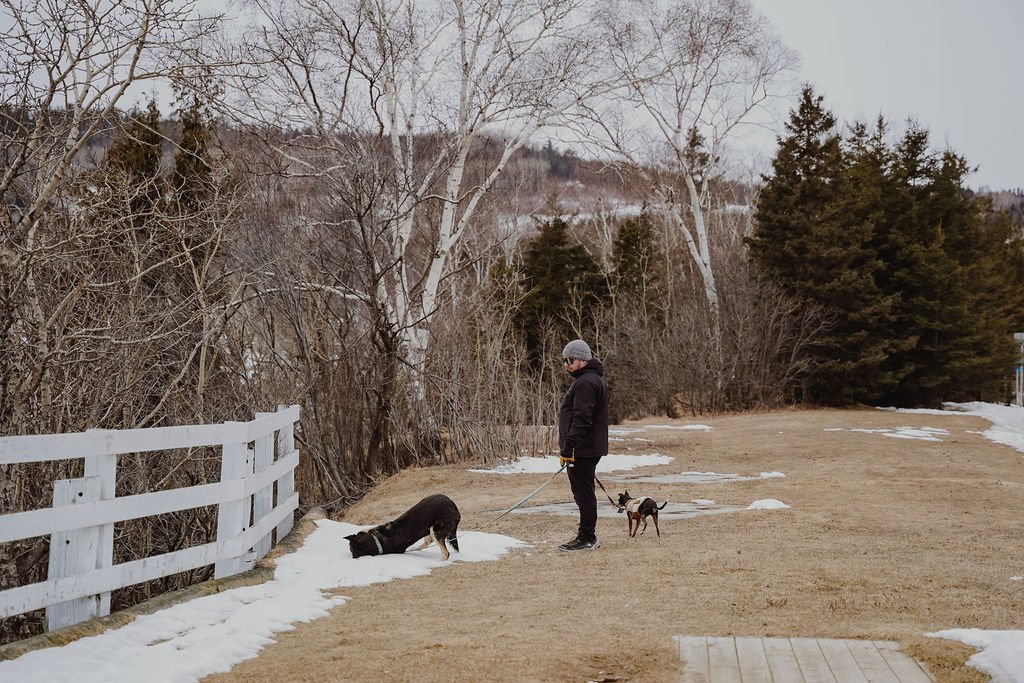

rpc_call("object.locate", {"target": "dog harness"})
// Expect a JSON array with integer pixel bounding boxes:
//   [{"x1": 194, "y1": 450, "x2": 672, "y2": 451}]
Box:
[{"x1": 624, "y1": 497, "x2": 650, "y2": 514}]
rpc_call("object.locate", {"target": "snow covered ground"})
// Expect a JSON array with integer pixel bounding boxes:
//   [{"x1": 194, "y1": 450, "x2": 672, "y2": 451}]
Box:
[
  {"x1": 0, "y1": 523, "x2": 525, "y2": 683},
  {"x1": 887, "y1": 401, "x2": 1024, "y2": 454},
  {"x1": 469, "y1": 452, "x2": 673, "y2": 474},
  {"x1": 1, "y1": 402, "x2": 1021, "y2": 682},
  {"x1": 605, "y1": 470, "x2": 785, "y2": 485}
]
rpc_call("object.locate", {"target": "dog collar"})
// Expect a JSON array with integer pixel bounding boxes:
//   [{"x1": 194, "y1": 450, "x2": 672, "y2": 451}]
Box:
[{"x1": 370, "y1": 530, "x2": 384, "y2": 555}]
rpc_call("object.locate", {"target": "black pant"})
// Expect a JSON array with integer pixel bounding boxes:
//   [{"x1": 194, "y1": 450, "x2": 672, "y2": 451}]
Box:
[{"x1": 567, "y1": 458, "x2": 599, "y2": 540}]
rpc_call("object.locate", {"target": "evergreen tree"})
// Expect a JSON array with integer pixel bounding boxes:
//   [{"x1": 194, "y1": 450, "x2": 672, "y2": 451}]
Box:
[
  {"x1": 611, "y1": 213, "x2": 663, "y2": 316},
  {"x1": 825, "y1": 119, "x2": 912, "y2": 401},
  {"x1": 955, "y1": 206, "x2": 1024, "y2": 401},
  {"x1": 878, "y1": 131, "x2": 977, "y2": 404},
  {"x1": 172, "y1": 95, "x2": 213, "y2": 212},
  {"x1": 105, "y1": 100, "x2": 164, "y2": 214},
  {"x1": 749, "y1": 86, "x2": 843, "y2": 281},
  {"x1": 755, "y1": 90, "x2": 1024, "y2": 406},
  {"x1": 750, "y1": 87, "x2": 897, "y2": 403},
  {"x1": 516, "y1": 217, "x2": 606, "y2": 361}
]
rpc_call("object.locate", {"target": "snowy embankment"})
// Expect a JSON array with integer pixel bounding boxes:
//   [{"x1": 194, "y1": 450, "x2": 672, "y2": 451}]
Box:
[{"x1": 0, "y1": 523, "x2": 524, "y2": 683}]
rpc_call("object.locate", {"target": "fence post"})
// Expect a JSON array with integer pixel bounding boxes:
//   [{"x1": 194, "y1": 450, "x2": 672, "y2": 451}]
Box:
[
  {"x1": 46, "y1": 477, "x2": 101, "y2": 631},
  {"x1": 275, "y1": 405, "x2": 296, "y2": 542},
  {"x1": 252, "y1": 413, "x2": 274, "y2": 560},
  {"x1": 214, "y1": 429, "x2": 251, "y2": 579},
  {"x1": 84, "y1": 449, "x2": 116, "y2": 618}
]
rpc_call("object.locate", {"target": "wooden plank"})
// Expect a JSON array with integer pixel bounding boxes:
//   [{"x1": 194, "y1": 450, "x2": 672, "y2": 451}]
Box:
[
  {"x1": 735, "y1": 637, "x2": 773, "y2": 683},
  {"x1": 275, "y1": 406, "x2": 297, "y2": 543},
  {"x1": 845, "y1": 640, "x2": 899, "y2": 682},
  {"x1": 706, "y1": 637, "x2": 741, "y2": 683},
  {"x1": 252, "y1": 417, "x2": 274, "y2": 560},
  {"x1": 0, "y1": 423, "x2": 240, "y2": 464},
  {"x1": 0, "y1": 495, "x2": 297, "y2": 619},
  {"x1": 674, "y1": 637, "x2": 940, "y2": 683},
  {"x1": 874, "y1": 641, "x2": 936, "y2": 682},
  {"x1": 675, "y1": 636, "x2": 710, "y2": 683},
  {"x1": 0, "y1": 479, "x2": 245, "y2": 544},
  {"x1": 4, "y1": 541, "x2": 220, "y2": 618},
  {"x1": 791, "y1": 637, "x2": 838, "y2": 682},
  {"x1": 762, "y1": 638, "x2": 806, "y2": 681},
  {"x1": 46, "y1": 478, "x2": 101, "y2": 631},
  {"x1": 84, "y1": 452, "x2": 116, "y2": 618},
  {"x1": 0, "y1": 405, "x2": 299, "y2": 465},
  {"x1": 234, "y1": 494, "x2": 298, "y2": 556},
  {"x1": 243, "y1": 450, "x2": 298, "y2": 497},
  {"x1": 243, "y1": 405, "x2": 300, "y2": 443},
  {"x1": 817, "y1": 639, "x2": 868, "y2": 682},
  {"x1": 215, "y1": 436, "x2": 251, "y2": 579}
]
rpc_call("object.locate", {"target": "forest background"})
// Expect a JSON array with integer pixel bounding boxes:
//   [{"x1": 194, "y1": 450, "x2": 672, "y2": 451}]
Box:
[{"x1": 2, "y1": 0, "x2": 1022, "y2": 643}]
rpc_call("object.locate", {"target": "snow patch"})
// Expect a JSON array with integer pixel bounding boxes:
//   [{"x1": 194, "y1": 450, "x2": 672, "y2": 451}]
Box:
[
  {"x1": 470, "y1": 453, "x2": 672, "y2": 474},
  {"x1": 747, "y1": 499, "x2": 790, "y2": 510}
]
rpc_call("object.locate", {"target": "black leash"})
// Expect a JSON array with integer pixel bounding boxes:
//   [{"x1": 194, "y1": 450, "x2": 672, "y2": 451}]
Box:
[{"x1": 594, "y1": 474, "x2": 621, "y2": 511}]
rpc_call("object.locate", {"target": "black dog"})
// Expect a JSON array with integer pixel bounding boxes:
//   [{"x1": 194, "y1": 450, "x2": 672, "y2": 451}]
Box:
[
  {"x1": 345, "y1": 494, "x2": 461, "y2": 560},
  {"x1": 616, "y1": 490, "x2": 668, "y2": 538}
]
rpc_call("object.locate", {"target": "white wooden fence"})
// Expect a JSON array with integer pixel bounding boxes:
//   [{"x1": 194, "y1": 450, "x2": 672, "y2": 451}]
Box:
[{"x1": 0, "y1": 406, "x2": 300, "y2": 632}]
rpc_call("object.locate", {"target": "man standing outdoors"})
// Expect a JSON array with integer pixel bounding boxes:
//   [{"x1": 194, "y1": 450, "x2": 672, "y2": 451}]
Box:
[{"x1": 557, "y1": 339, "x2": 609, "y2": 552}]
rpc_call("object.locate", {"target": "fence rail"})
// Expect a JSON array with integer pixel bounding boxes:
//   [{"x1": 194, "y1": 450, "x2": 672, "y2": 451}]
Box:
[{"x1": 0, "y1": 406, "x2": 301, "y2": 632}]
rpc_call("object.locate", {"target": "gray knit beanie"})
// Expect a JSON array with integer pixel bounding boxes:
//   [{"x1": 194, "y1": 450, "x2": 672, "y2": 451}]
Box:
[{"x1": 561, "y1": 339, "x2": 593, "y2": 361}]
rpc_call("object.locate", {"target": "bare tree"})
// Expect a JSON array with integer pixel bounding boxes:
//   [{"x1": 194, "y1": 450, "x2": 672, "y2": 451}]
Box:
[
  {"x1": 0, "y1": 0, "x2": 240, "y2": 642},
  {"x1": 204, "y1": 0, "x2": 615, "y2": 483},
  {"x1": 225, "y1": 0, "x2": 609, "y2": 382},
  {"x1": 0, "y1": 0, "x2": 221, "y2": 429},
  {"x1": 574, "y1": 0, "x2": 794, "y2": 335}
]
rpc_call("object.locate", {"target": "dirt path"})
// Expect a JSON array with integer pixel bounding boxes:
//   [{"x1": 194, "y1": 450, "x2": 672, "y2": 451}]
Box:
[{"x1": 205, "y1": 407, "x2": 1024, "y2": 683}]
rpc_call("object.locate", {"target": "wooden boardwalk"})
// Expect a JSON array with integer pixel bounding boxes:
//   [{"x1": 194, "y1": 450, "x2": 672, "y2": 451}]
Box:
[{"x1": 675, "y1": 636, "x2": 936, "y2": 682}]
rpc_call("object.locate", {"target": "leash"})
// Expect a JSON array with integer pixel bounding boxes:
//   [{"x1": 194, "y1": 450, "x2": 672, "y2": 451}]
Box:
[
  {"x1": 489, "y1": 453, "x2": 620, "y2": 524},
  {"x1": 593, "y1": 474, "x2": 621, "y2": 511},
  {"x1": 490, "y1": 463, "x2": 569, "y2": 523}
]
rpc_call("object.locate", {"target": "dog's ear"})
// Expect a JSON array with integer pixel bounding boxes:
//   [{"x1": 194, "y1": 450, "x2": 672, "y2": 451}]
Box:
[
  {"x1": 346, "y1": 532, "x2": 368, "y2": 559},
  {"x1": 624, "y1": 490, "x2": 630, "y2": 498}
]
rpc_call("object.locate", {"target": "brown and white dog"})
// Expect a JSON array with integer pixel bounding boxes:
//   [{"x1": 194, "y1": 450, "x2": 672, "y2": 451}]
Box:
[
  {"x1": 616, "y1": 490, "x2": 668, "y2": 538},
  {"x1": 345, "y1": 494, "x2": 461, "y2": 560}
]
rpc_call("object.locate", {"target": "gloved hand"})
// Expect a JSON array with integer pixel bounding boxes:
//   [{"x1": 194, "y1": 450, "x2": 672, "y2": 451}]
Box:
[{"x1": 559, "y1": 449, "x2": 575, "y2": 468}]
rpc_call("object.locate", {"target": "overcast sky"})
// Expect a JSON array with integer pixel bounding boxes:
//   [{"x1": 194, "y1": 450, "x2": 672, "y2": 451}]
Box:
[{"x1": 750, "y1": 0, "x2": 1023, "y2": 191}]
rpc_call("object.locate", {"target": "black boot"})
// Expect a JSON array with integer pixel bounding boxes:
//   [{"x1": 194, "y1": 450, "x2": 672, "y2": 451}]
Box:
[{"x1": 558, "y1": 535, "x2": 599, "y2": 552}]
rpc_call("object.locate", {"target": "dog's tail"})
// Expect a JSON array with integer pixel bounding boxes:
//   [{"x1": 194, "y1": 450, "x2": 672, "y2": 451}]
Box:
[
  {"x1": 449, "y1": 533, "x2": 460, "y2": 553},
  {"x1": 657, "y1": 501, "x2": 668, "y2": 510}
]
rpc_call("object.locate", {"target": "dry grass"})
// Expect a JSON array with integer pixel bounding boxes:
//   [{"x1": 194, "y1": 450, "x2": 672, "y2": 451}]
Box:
[{"x1": 205, "y1": 407, "x2": 1024, "y2": 682}]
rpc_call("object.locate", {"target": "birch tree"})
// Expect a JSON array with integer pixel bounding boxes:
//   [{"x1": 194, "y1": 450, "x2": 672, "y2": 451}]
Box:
[
  {"x1": 577, "y1": 0, "x2": 794, "y2": 334},
  {"x1": 229, "y1": 0, "x2": 608, "y2": 388}
]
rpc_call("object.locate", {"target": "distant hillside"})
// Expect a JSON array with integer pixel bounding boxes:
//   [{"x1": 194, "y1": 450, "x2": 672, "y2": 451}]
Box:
[{"x1": 976, "y1": 189, "x2": 1024, "y2": 225}]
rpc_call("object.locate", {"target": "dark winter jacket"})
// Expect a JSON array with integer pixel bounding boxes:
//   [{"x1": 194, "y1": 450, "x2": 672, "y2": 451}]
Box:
[{"x1": 558, "y1": 358, "x2": 609, "y2": 460}]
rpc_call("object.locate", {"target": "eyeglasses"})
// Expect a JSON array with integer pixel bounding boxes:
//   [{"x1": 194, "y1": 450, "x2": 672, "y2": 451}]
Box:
[{"x1": 562, "y1": 358, "x2": 573, "y2": 365}]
